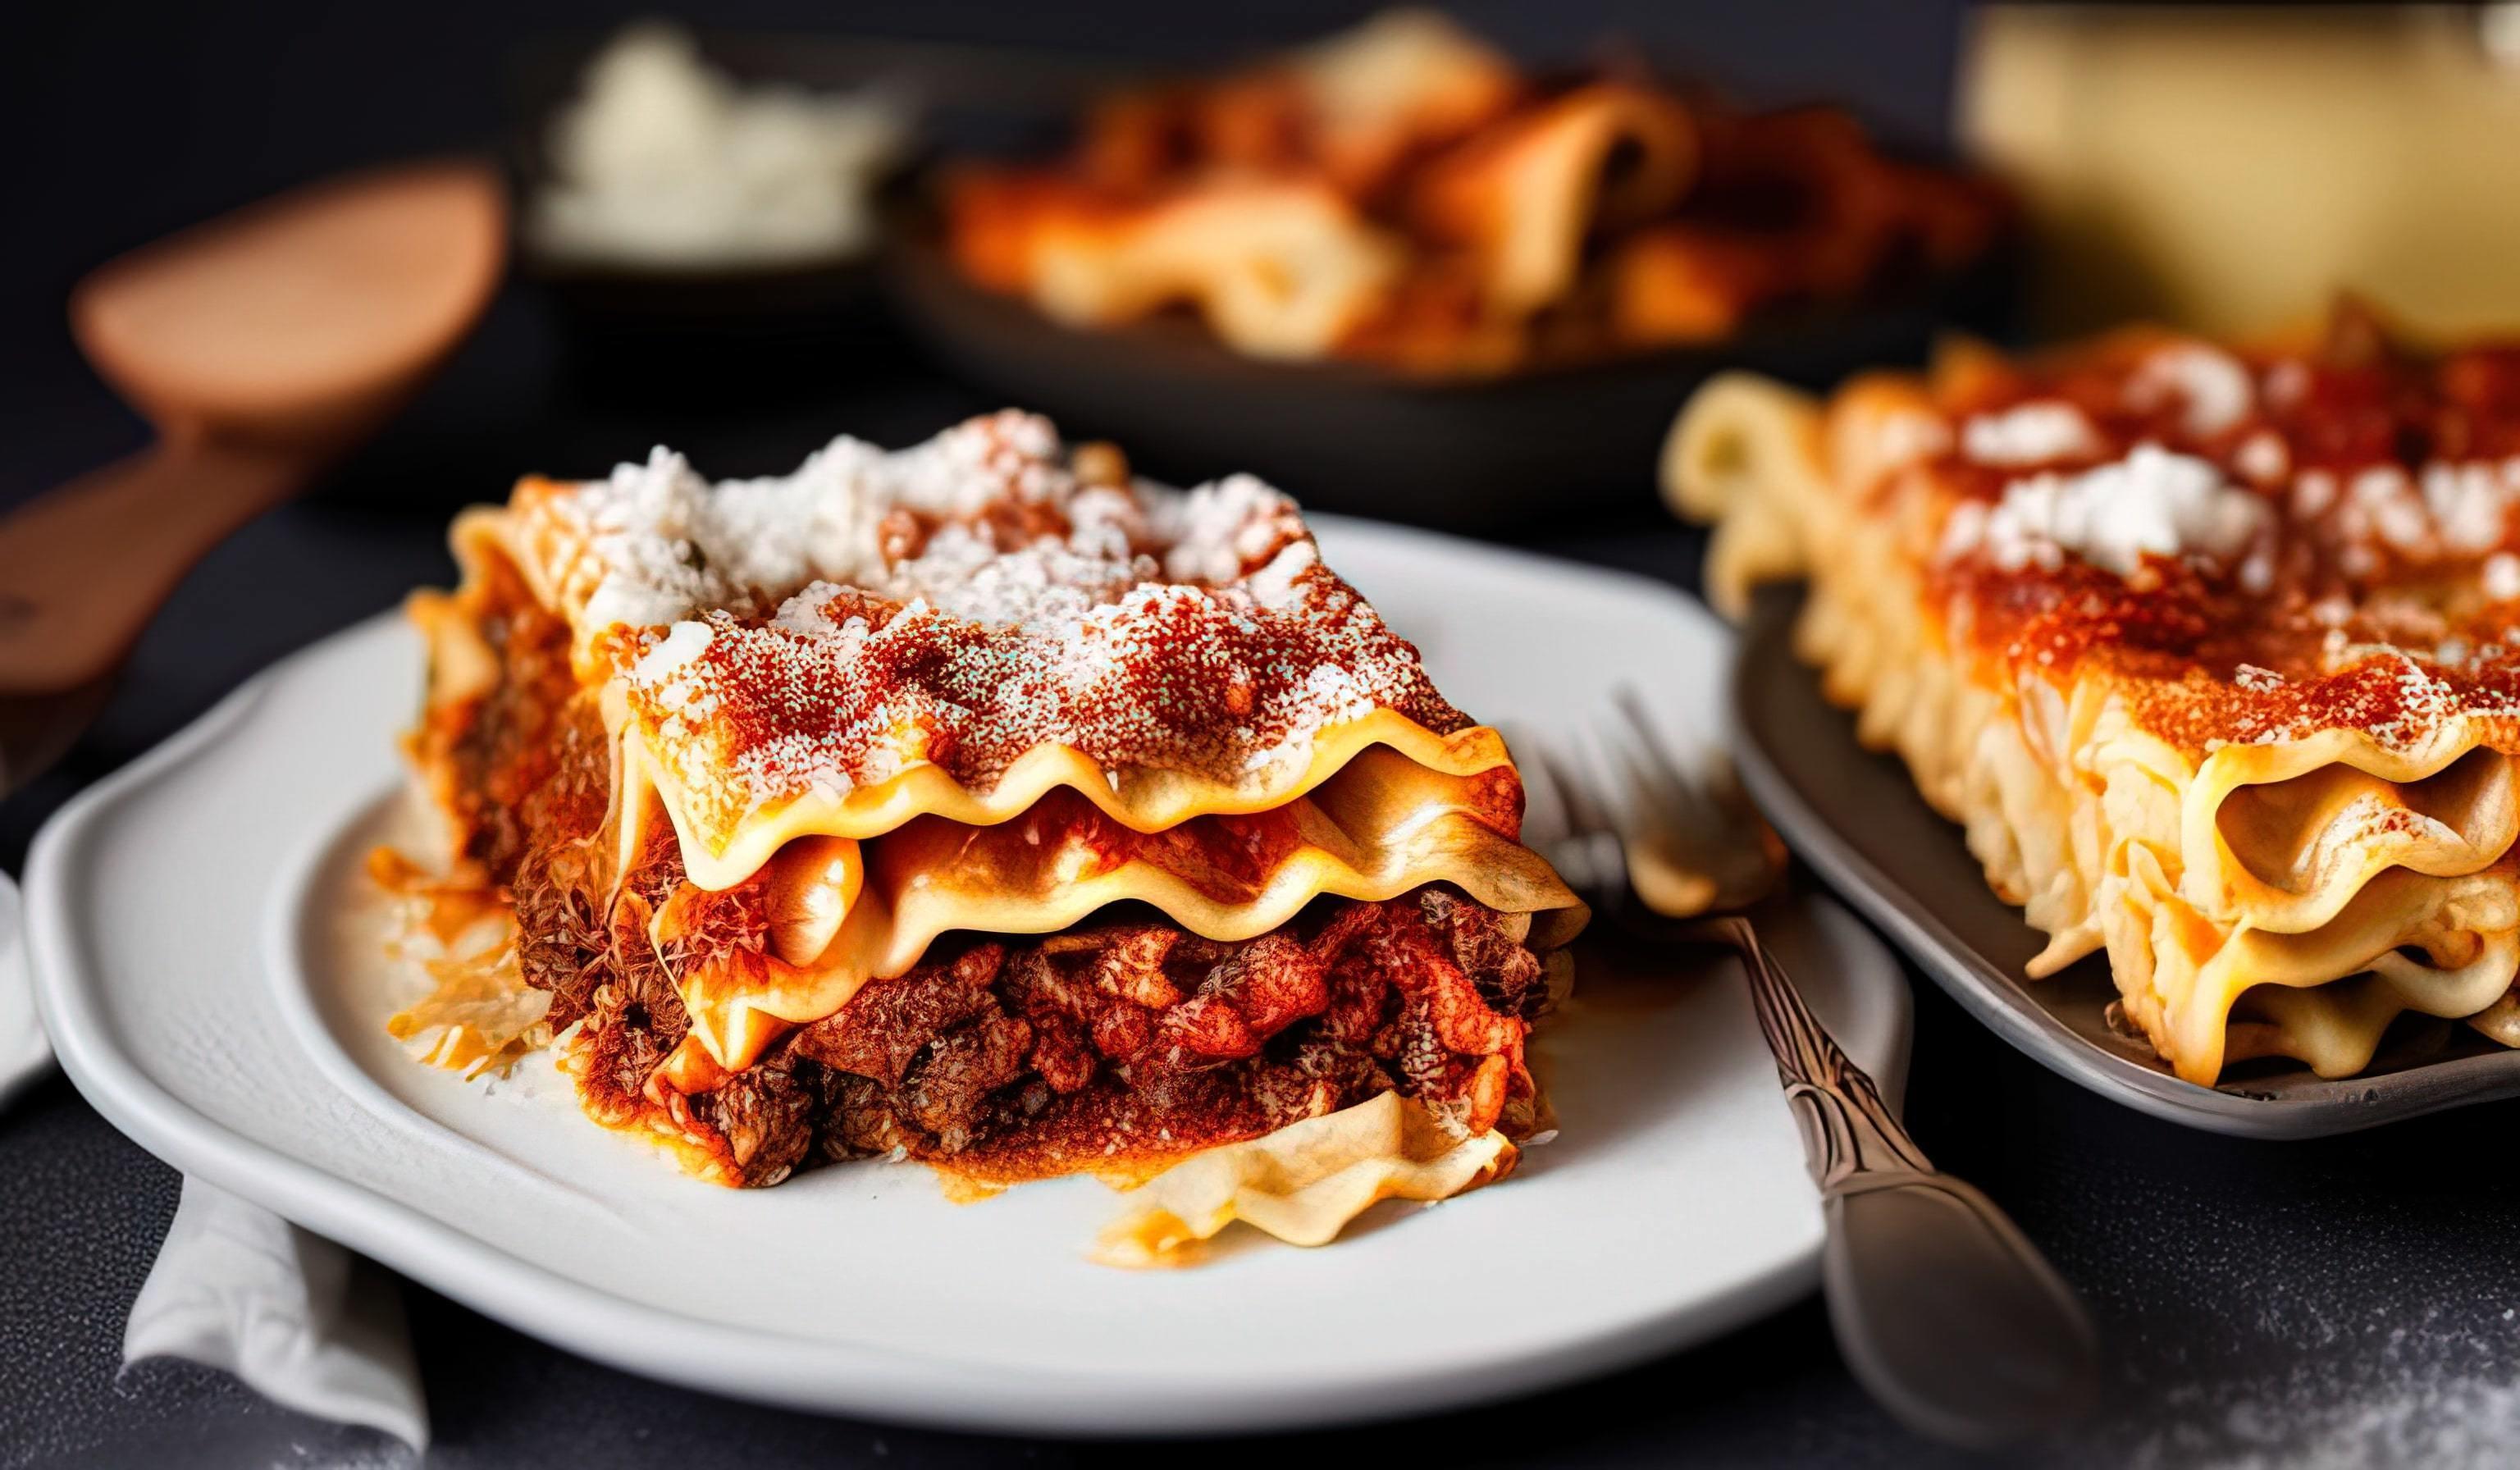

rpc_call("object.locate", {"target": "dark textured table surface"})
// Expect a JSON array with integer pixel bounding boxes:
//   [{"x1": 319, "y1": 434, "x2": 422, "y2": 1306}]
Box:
[{"x1": 12, "y1": 5, "x2": 2520, "y2": 1468}]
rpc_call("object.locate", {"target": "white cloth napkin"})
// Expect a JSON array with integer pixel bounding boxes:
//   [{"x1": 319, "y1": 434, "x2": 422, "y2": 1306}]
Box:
[
  {"x1": 0, "y1": 876, "x2": 52, "y2": 1108},
  {"x1": 0, "y1": 871, "x2": 430, "y2": 1448},
  {"x1": 124, "y1": 1180, "x2": 428, "y2": 1447}
]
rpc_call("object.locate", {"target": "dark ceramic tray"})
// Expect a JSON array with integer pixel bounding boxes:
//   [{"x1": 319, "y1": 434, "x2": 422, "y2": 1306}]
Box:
[
  {"x1": 883, "y1": 220, "x2": 2015, "y2": 531},
  {"x1": 1731, "y1": 585, "x2": 2520, "y2": 1138}
]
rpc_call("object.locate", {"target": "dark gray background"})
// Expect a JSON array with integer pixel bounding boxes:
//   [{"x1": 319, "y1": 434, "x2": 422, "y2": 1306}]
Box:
[{"x1": 8, "y1": 4, "x2": 2520, "y2": 1468}]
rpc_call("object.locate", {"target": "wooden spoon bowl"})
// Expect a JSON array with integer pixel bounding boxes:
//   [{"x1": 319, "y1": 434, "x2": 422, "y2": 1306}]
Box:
[
  {"x1": 0, "y1": 161, "x2": 504, "y2": 786},
  {"x1": 74, "y1": 162, "x2": 505, "y2": 444}
]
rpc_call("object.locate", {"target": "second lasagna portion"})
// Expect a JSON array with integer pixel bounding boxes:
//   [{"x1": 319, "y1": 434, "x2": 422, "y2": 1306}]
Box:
[
  {"x1": 400, "y1": 411, "x2": 1583, "y2": 1205},
  {"x1": 1669, "y1": 305, "x2": 2520, "y2": 1086}
]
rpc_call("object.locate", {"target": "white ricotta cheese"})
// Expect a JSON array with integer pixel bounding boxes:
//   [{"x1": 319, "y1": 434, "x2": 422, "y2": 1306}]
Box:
[
  {"x1": 2130, "y1": 343, "x2": 2255, "y2": 437},
  {"x1": 2487, "y1": 553, "x2": 2520, "y2": 601},
  {"x1": 1942, "y1": 443, "x2": 2273, "y2": 578},
  {"x1": 2235, "y1": 431, "x2": 2289, "y2": 486},
  {"x1": 1960, "y1": 400, "x2": 2100, "y2": 467}
]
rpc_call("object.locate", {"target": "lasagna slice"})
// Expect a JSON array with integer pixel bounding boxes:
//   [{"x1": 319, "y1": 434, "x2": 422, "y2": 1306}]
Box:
[
  {"x1": 1668, "y1": 305, "x2": 2520, "y2": 1086},
  {"x1": 395, "y1": 411, "x2": 1583, "y2": 1238}
]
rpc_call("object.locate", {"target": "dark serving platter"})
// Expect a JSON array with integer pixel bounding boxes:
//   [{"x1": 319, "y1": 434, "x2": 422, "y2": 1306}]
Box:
[
  {"x1": 883, "y1": 219, "x2": 2016, "y2": 530},
  {"x1": 1731, "y1": 585, "x2": 2520, "y2": 1139}
]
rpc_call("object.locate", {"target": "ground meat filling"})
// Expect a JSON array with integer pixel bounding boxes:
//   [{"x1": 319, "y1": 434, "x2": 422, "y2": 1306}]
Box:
[
  {"x1": 432, "y1": 563, "x2": 591, "y2": 879},
  {"x1": 573, "y1": 863, "x2": 1553, "y2": 1189},
  {"x1": 444, "y1": 584, "x2": 1555, "y2": 1189}
]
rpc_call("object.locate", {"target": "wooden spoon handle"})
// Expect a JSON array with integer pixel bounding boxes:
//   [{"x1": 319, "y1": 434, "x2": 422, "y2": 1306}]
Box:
[{"x1": 0, "y1": 439, "x2": 313, "y2": 696}]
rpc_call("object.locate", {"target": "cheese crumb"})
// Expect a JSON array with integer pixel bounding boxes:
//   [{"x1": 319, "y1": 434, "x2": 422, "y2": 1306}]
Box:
[
  {"x1": 2486, "y1": 553, "x2": 2520, "y2": 601},
  {"x1": 1943, "y1": 443, "x2": 2272, "y2": 578},
  {"x1": 2129, "y1": 343, "x2": 2254, "y2": 437},
  {"x1": 1961, "y1": 401, "x2": 2100, "y2": 467}
]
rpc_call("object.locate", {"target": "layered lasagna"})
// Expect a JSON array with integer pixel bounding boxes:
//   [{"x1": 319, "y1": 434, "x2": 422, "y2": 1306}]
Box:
[
  {"x1": 390, "y1": 411, "x2": 1582, "y2": 1251},
  {"x1": 1668, "y1": 306, "x2": 2520, "y2": 1085},
  {"x1": 943, "y1": 9, "x2": 2008, "y2": 375}
]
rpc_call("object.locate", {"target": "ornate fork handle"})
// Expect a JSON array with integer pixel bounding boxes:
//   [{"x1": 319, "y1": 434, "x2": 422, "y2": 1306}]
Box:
[
  {"x1": 1694, "y1": 911, "x2": 2100, "y2": 1447},
  {"x1": 1695, "y1": 915, "x2": 1932, "y2": 1194},
  {"x1": 1536, "y1": 698, "x2": 2098, "y2": 1446}
]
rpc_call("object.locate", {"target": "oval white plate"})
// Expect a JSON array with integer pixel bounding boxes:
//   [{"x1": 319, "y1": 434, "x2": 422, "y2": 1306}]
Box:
[{"x1": 25, "y1": 518, "x2": 1908, "y2": 1436}]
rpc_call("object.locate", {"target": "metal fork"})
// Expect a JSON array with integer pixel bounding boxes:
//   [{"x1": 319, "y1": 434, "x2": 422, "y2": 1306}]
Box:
[{"x1": 1513, "y1": 689, "x2": 2101, "y2": 1450}]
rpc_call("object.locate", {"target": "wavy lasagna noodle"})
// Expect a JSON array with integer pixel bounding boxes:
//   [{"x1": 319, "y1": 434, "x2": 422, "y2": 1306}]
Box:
[
  {"x1": 396, "y1": 410, "x2": 1582, "y2": 1241},
  {"x1": 1667, "y1": 306, "x2": 2520, "y2": 1085}
]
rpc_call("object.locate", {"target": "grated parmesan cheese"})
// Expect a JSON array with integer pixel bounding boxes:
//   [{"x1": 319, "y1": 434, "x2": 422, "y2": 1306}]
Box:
[{"x1": 575, "y1": 412, "x2": 1464, "y2": 812}]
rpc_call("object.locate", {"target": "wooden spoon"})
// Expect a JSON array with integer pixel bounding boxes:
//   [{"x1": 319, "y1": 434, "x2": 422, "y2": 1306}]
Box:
[{"x1": 0, "y1": 160, "x2": 505, "y2": 788}]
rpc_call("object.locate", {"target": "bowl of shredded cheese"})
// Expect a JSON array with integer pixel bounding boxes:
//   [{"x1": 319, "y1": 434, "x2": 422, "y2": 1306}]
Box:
[{"x1": 509, "y1": 23, "x2": 917, "y2": 395}]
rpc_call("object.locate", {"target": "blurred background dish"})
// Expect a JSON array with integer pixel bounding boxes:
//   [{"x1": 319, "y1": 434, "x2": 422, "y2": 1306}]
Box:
[
  {"x1": 507, "y1": 24, "x2": 915, "y2": 400},
  {"x1": 527, "y1": 24, "x2": 909, "y2": 273},
  {"x1": 933, "y1": 11, "x2": 2010, "y2": 377},
  {"x1": 887, "y1": 9, "x2": 2016, "y2": 525}
]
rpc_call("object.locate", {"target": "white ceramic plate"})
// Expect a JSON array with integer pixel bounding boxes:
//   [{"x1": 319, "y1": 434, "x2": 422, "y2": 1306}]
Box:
[{"x1": 25, "y1": 518, "x2": 1909, "y2": 1436}]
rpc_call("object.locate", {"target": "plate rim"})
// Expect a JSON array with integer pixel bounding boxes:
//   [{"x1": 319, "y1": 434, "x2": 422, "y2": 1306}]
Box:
[
  {"x1": 1730, "y1": 584, "x2": 2520, "y2": 1139},
  {"x1": 26, "y1": 528, "x2": 1908, "y2": 1434}
]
